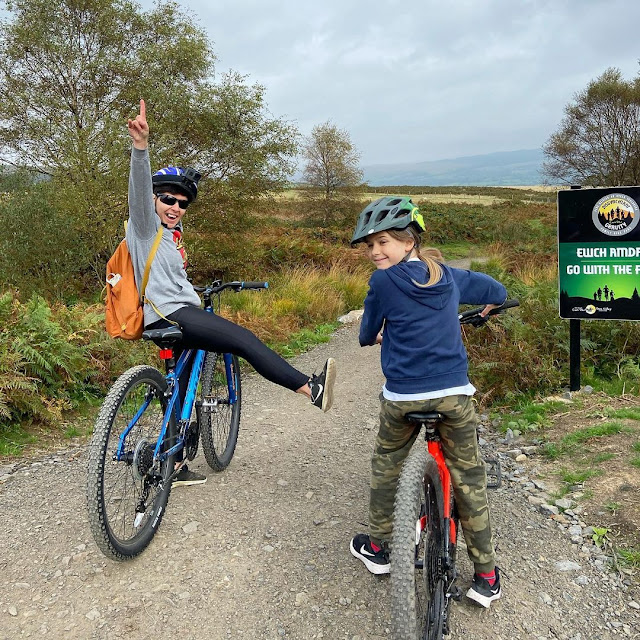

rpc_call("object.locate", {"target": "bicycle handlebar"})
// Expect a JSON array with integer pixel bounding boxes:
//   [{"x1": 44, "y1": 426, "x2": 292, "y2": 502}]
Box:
[
  {"x1": 193, "y1": 280, "x2": 269, "y2": 295},
  {"x1": 458, "y1": 299, "x2": 519, "y2": 326}
]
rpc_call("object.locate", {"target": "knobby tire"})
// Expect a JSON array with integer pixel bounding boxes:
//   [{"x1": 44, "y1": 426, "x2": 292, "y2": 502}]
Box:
[
  {"x1": 87, "y1": 365, "x2": 176, "y2": 561},
  {"x1": 391, "y1": 446, "x2": 447, "y2": 640},
  {"x1": 199, "y1": 352, "x2": 241, "y2": 471}
]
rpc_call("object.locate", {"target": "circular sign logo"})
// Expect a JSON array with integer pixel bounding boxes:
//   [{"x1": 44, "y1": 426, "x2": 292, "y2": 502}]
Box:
[
  {"x1": 585, "y1": 304, "x2": 596, "y2": 315},
  {"x1": 592, "y1": 193, "x2": 639, "y2": 237}
]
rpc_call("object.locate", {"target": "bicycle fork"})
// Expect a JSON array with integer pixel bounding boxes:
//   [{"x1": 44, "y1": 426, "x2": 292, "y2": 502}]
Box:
[{"x1": 408, "y1": 414, "x2": 463, "y2": 608}]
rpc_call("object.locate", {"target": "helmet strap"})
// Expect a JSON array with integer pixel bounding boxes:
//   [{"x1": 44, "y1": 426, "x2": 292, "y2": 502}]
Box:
[{"x1": 400, "y1": 246, "x2": 417, "y2": 262}]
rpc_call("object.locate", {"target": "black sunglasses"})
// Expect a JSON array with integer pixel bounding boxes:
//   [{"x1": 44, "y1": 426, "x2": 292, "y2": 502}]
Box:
[{"x1": 157, "y1": 193, "x2": 190, "y2": 210}]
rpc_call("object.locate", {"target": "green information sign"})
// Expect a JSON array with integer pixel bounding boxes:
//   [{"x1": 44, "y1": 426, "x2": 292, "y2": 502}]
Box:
[{"x1": 558, "y1": 187, "x2": 640, "y2": 320}]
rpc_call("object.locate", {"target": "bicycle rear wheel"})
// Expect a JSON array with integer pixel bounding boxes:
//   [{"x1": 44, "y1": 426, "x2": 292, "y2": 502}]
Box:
[
  {"x1": 87, "y1": 365, "x2": 176, "y2": 561},
  {"x1": 391, "y1": 446, "x2": 447, "y2": 640},
  {"x1": 199, "y1": 352, "x2": 241, "y2": 471}
]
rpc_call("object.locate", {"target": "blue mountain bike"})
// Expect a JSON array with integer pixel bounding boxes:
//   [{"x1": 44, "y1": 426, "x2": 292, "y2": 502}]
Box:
[{"x1": 87, "y1": 280, "x2": 267, "y2": 560}]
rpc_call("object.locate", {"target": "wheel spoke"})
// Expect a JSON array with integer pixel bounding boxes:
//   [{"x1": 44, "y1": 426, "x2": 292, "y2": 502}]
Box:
[
  {"x1": 87, "y1": 365, "x2": 175, "y2": 560},
  {"x1": 199, "y1": 353, "x2": 241, "y2": 471}
]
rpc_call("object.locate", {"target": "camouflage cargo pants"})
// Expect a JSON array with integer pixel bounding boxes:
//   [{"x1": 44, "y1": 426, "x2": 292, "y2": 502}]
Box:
[{"x1": 369, "y1": 394, "x2": 496, "y2": 573}]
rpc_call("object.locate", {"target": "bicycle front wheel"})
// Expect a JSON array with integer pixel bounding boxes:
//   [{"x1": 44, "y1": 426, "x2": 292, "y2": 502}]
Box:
[
  {"x1": 391, "y1": 446, "x2": 446, "y2": 640},
  {"x1": 199, "y1": 352, "x2": 241, "y2": 471},
  {"x1": 87, "y1": 365, "x2": 176, "y2": 561}
]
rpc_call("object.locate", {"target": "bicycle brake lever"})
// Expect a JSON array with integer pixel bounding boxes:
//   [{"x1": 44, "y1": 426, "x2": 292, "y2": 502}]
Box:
[{"x1": 468, "y1": 316, "x2": 489, "y2": 327}]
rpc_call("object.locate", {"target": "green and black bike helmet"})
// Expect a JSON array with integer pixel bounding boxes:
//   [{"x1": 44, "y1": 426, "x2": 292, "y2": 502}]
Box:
[{"x1": 351, "y1": 196, "x2": 425, "y2": 245}]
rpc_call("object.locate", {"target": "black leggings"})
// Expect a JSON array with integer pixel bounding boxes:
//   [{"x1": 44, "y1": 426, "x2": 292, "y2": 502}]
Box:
[{"x1": 148, "y1": 305, "x2": 309, "y2": 392}]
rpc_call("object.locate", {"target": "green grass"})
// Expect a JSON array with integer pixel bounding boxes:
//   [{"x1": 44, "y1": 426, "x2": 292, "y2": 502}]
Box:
[
  {"x1": 275, "y1": 322, "x2": 338, "y2": 358},
  {"x1": 601, "y1": 407, "x2": 640, "y2": 421},
  {"x1": 438, "y1": 242, "x2": 473, "y2": 259},
  {"x1": 0, "y1": 425, "x2": 36, "y2": 456},
  {"x1": 580, "y1": 372, "x2": 640, "y2": 397},
  {"x1": 617, "y1": 547, "x2": 640, "y2": 568},
  {"x1": 561, "y1": 421, "x2": 630, "y2": 446},
  {"x1": 559, "y1": 469, "x2": 602, "y2": 485},
  {"x1": 590, "y1": 452, "x2": 615, "y2": 463},
  {"x1": 604, "y1": 501, "x2": 621, "y2": 513},
  {"x1": 544, "y1": 421, "x2": 633, "y2": 459},
  {"x1": 499, "y1": 399, "x2": 570, "y2": 435}
]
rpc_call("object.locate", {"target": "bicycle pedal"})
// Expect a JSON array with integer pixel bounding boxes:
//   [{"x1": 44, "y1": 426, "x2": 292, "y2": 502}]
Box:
[
  {"x1": 448, "y1": 586, "x2": 463, "y2": 601},
  {"x1": 168, "y1": 461, "x2": 186, "y2": 481}
]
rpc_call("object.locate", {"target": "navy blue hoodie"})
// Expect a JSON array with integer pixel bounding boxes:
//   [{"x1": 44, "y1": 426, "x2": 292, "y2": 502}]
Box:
[{"x1": 359, "y1": 260, "x2": 507, "y2": 394}]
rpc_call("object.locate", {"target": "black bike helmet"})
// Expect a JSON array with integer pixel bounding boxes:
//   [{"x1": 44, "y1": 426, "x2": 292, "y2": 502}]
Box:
[
  {"x1": 152, "y1": 166, "x2": 202, "y2": 202},
  {"x1": 351, "y1": 196, "x2": 425, "y2": 245}
]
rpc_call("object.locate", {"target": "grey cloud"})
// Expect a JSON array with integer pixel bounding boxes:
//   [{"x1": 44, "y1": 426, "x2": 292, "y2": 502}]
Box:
[{"x1": 142, "y1": 0, "x2": 640, "y2": 165}]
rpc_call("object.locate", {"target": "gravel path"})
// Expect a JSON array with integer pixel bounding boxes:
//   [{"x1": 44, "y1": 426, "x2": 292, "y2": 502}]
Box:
[{"x1": 1, "y1": 322, "x2": 639, "y2": 639}]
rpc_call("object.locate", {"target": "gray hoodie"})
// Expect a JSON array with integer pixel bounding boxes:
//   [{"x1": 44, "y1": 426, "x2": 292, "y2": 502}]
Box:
[{"x1": 126, "y1": 147, "x2": 201, "y2": 325}]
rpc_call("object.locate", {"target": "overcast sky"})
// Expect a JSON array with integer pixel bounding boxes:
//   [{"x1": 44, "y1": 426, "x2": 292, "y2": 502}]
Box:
[{"x1": 143, "y1": 0, "x2": 639, "y2": 167}]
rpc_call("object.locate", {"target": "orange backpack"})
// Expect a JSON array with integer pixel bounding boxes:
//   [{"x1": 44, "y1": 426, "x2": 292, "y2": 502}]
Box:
[{"x1": 105, "y1": 224, "x2": 163, "y2": 340}]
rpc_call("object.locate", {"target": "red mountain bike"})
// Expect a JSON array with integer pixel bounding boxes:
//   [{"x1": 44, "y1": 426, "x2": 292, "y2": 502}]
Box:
[{"x1": 390, "y1": 299, "x2": 518, "y2": 640}]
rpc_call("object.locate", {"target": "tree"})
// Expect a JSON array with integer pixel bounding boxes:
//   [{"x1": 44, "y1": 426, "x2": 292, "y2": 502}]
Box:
[
  {"x1": 0, "y1": 0, "x2": 210, "y2": 180},
  {"x1": 0, "y1": 0, "x2": 298, "y2": 198},
  {"x1": 543, "y1": 67, "x2": 640, "y2": 186},
  {"x1": 165, "y1": 71, "x2": 299, "y2": 202},
  {"x1": 302, "y1": 122, "x2": 363, "y2": 225},
  {"x1": 0, "y1": 0, "x2": 299, "y2": 295}
]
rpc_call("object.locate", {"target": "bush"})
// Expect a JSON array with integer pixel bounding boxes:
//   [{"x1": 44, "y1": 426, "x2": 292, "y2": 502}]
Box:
[
  {"x1": 0, "y1": 291, "x2": 150, "y2": 430},
  {"x1": 0, "y1": 175, "x2": 125, "y2": 302},
  {"x1": 463, "y1": 258, "x2": 640, "y2": 405}
]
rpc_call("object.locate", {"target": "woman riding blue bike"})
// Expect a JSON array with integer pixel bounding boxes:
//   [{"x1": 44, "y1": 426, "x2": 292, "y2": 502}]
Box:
[{"x1": 126, "y1": 99, "x2": 336, "y2": 485}]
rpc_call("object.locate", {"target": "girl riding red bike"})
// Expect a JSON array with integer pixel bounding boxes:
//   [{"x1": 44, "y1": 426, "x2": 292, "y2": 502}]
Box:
[{"x1": 348, "y1": 196, "x2": 506, "y2": 609}]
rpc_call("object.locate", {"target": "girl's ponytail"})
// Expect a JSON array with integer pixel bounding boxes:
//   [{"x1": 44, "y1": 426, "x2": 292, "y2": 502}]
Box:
[
  {"x1": 387, "y1": 227, "x2": 443, "y2": 287},
  {"x1": 407, "y1": 228, "x2": 443, "y2": 287},
  {"x1": 416, "y1": 248, "x2": 443, "y2": 287}
]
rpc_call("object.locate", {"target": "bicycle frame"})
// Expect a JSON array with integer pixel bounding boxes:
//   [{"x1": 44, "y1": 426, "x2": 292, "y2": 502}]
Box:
[
  {"x1": 425, "y1": 436, "x2": 457, "y2": 556},
  {"x1": 114, "y1": 303, "x2": 239, "y2": 465},
  {"x1": 416, "y1": 424, "x2": 457, "y2": 578}
]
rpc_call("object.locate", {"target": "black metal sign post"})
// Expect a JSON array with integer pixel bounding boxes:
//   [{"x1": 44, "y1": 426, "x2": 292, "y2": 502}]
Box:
[
  {"x1": 569, "y1": 318, "x2": 581, "y2": 391},
  {"x1": 558, "y1": 185, "x2": 640, "y2": 391},
  {"x1": 568, "y1": 186, "x2": 582, "y2": 392}
]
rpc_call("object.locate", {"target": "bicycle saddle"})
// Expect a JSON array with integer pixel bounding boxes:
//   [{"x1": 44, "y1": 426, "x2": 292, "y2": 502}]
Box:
[
  {"x1": 141, "y1": 326, "x2": 183, "y2": 345},
  {"x1": 405, "y1": 412, "x2": 443, "y2": 423}
]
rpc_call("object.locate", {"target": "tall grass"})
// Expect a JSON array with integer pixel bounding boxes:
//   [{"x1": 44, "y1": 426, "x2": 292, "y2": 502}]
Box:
[
  {"x1": 4, "y1": 191, "x2": 640, "y2": 453},
  {"x1": 221, "y1": 262, "x2": 371, "y2": 350},
  {"x1": 0, "y1": 263, "x2": 371, "y2": 451}
]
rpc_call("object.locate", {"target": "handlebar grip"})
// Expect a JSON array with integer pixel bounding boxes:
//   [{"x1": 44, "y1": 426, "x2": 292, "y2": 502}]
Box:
[
  {"x1": 458, "y1": 298, "x2": 519, "y2": 321},
  {"x1": 485, "y1": 298, "x2": 520, "y2": 316},
  {"x1": 240, "y1": 281, "x2": 269, "y2": 290},
  {"x1": 494, "y1": 298, "x2": 519, "y2": 312}
]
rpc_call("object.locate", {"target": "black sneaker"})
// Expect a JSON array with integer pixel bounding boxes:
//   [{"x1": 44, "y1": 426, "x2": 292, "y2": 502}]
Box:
[
  {"x1": 173, "y1": 465, "x2": 207, "y2": 487},
  {"x1": 466, "y1": 566, "x2": 502, "y2": 608},
  {"x1": 309, "y1": 358, "x2": 336, "y2": 412},
  {"x1": 349, "y1": 533, "x2": 390, "y2": 575}
]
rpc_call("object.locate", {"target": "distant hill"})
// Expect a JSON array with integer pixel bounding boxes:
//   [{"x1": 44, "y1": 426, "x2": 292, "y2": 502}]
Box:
[{"x1": 362, "y1": 149, "x2": 544, "y2": 187}]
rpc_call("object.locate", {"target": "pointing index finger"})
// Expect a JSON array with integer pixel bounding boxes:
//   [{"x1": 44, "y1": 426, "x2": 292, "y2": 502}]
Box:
[{"x1": 139, "y1": 98, "x2": 146, "y2": 120}]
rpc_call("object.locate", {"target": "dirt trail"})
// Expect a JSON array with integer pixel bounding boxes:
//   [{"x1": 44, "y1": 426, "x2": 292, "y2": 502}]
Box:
[{"x1": 1, "y1": 323, "x2": 639, "y2": 639}]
